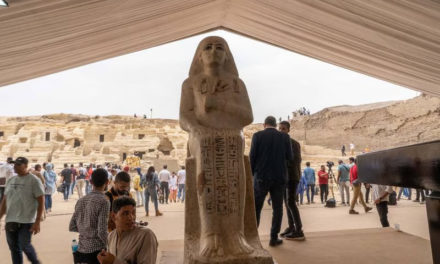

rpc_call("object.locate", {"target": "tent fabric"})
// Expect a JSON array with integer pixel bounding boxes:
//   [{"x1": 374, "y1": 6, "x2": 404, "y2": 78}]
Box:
[{"x1": 0, "y1": 0, "x2": 439, "y2": 96}]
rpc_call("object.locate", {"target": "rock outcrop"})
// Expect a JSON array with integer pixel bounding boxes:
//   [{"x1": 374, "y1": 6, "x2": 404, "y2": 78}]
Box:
[{"x1": 290, "y1": 95, "x2": 440, "y2": 152}]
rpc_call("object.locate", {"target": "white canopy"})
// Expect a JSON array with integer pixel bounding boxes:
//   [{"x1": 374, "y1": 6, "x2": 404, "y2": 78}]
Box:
[{"x1": 0, "y1": 0, "x2": 439, "y2": 95}]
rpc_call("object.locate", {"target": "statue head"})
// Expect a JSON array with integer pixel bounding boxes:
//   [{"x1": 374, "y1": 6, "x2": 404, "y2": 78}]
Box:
[{"x1": 189, "y1": 36, "x2": 238, "y2": 77}]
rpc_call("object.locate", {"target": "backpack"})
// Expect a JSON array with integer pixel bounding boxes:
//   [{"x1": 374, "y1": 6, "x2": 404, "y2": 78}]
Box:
[
  {"x1": 388, "y1": 191, "x2": 397, "y2": 205},
  {"x1": 325, "y1": 198, "x2": 336, "y2": 208}
]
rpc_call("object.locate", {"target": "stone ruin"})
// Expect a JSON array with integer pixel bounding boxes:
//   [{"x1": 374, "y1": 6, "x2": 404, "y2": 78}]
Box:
[{"x1": 0, "y1": 114, "x2": 195, "y2": 172}]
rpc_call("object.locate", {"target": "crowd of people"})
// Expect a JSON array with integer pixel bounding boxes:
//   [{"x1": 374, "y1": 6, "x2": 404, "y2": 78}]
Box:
[
  {"x1": 0, "y1": 157, "x2": 186, "y2": 264},
  {"x1": 0, "y1": 116, "x2": 431, "y2": 263}
]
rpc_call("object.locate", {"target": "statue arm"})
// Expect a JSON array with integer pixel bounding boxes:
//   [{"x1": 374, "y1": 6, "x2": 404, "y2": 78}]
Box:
[
  {"x1": 226, "y1": 79, "x2": 253, "y2": 126},
  {"x1": 179, "y1": 79, "x2": 201, "y2": 132}
]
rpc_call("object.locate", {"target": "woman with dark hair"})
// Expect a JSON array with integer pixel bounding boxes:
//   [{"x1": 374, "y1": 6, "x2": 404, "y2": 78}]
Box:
[{"x1": 143, "y1": 166, "x2": 162, "y2": 216}]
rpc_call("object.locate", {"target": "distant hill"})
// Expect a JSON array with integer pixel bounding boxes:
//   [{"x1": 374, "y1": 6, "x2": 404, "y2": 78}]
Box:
[{"x1": 290, "y1": 95, "x2": 440, "y2": 152}]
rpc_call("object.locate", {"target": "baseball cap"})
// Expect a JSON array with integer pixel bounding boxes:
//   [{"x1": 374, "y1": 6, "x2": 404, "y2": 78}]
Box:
[{"x1": 12, "y1": 157, "x2": 29, "y2": 165}]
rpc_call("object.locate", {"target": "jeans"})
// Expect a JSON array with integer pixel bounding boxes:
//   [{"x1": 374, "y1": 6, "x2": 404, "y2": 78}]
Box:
[
  {"x1": 298, "y1": 191, "x2": 304, "y2": 204},
  {"x1": 350, "y1": 183, "x2": 368, "y2": 211},
  {"x1": 5, "y1": 222, "x2": 40, "y2": 264},
  {"x1": 85, "y1": 180, "x2": 91, "y2": 195},
  {"x1": 284, "y1": 181, "x2": 302, "y2": 233},
  {"x1": 319, "y1": 184, "x2": 328, "y2": 203},
  {"x1": 339, "y1": 181, "x2": 350, "y2": 203},
  {"x1": 178, "y1": 184, "x2": 185, "y2": 201},
  {"x1": 397, "y1": 188, "x2": 412, "y2": 200},
  {"x1": 160, "y1": 182, "x2": 170, "y2": 203},
  {"x1": 254, "y1": 178, "x2": 284, "y2": 240},
  {"x1": 135, "y1": 190, "x2": 144, "y2": 206},
  {"x1": 73, "y1": 250, "x2": 101, "y2": 264},
  {"x1": 144, "y1": 188, "x2": 159, "y2": 213},
  {"x1": 376, "y1": 201, "x2": 389, "y2": 227},
  {"x1": 306, "y1": 184, "x2": 315, "y2": 203},
  {"x1": 63, "y1": 183, "x2": 71, "y2": 200},
  {"x1": 44, "y1": 195, "x2": 52, "y2": 211},
  {"x1": 70, "y1": 180, "x2": 76, "y2": 195}
]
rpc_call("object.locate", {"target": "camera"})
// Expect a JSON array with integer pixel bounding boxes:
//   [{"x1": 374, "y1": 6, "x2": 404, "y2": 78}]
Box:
[{"x1": 326, "y1": 161, "x2": 334, "y2": 168}]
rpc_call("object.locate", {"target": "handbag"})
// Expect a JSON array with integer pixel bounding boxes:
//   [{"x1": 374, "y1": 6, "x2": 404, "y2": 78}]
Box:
[{"x1": 57, "y1": 183, "x2": 65, "y2": 193}]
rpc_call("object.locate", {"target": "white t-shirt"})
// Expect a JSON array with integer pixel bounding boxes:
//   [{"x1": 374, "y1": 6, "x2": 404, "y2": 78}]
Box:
[
  {"x1": 0, "y1": 163, "x2": 15, "y2": 187},
  {"x1": 169, "y1": 176, "x2": 178, "y2": 190},
  {"x1": 158, "y1": 169, "x2": 170, "y2": 183},
  {"x1": 177, "y1": 169, "x2": 186, "y2": 185},
  {"x1": 349, "y1": 143, "x2": 355, "y2": 150},
  {"x1": 371, "y1": 185, "x2": 394, "y2": 202}
]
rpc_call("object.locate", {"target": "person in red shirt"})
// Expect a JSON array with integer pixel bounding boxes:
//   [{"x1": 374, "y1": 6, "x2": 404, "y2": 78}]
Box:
[
  {"x1": 349, "y1": 157, "x2": 372, "y2": 214},
  {"x1": 318, "y1": 165, "x2": 329, "y2": 203}
]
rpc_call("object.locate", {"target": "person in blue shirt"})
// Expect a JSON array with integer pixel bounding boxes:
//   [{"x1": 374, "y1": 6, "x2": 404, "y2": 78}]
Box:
[
  {"x1": 303, "y1": 162, "x2": 316, "y2": 204},
  {"x1": 296, "y1": 172, "x2": 307, "y2": 205}
]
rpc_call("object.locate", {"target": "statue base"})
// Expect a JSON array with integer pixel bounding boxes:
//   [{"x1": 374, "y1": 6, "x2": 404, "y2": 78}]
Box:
[{"x1": 160, "y1": 251, "x2": 277, "y2": 264}]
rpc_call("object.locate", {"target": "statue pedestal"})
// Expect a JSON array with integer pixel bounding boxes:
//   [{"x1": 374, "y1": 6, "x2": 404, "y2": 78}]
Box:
[{"x1": 160, "y1": 251, "x2": 277, "y2": 264}]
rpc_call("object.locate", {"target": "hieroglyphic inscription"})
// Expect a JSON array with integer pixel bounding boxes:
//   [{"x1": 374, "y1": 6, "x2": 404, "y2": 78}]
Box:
[
  {"x1": 200, "y1": 133, "x2": 240, "y2": 215},
  {"x1": 201, "y1": 136, "x2": 214, "y2": 214},
  {"x1": 227, "y1": 135, "x2": 239, "y2": 214}
]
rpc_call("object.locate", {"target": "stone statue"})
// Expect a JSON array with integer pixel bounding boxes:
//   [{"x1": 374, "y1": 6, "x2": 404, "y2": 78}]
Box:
[{"x1": 180, "y1": 36, "x2": 274, "y2": 264}]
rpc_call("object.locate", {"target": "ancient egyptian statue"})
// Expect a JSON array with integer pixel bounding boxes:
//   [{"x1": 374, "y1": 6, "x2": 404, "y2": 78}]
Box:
[{"x1": 179, "y1": 36, "x2": 274, "y2": 264}]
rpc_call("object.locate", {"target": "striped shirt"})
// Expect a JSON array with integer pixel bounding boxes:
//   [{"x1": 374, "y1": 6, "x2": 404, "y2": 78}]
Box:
[{"x1": 69, "y1": 190, "x2": 110, "y2": 253}]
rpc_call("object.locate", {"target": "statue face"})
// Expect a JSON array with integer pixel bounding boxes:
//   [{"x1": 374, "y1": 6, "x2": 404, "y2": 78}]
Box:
[{"x1": 199, "y1": 40, "x2": 227, "y2": 67}]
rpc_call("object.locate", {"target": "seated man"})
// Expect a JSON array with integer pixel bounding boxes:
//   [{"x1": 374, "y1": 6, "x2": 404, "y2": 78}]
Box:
[
  {"x1": 98, "y1": 197, "x2": 157, "y2": 264},
  {"x1": 105, "y1": 171, "x2": 132, "y2": 231}
]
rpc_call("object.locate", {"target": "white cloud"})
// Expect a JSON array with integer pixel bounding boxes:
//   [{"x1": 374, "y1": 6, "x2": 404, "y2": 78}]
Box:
[{"x1": 0, "y1": 30, "x2": 419, "y2": 122}]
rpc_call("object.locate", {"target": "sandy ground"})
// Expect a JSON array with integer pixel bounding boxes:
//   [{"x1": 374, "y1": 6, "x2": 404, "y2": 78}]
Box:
[{"x1": 0, "y1": 189, "x2": 429, "y2": 264}]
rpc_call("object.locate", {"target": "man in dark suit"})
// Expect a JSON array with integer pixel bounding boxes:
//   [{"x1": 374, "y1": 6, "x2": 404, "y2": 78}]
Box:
[
  {"x1": 279, "y1": 121, "x2": 305, "y2": 241},
  {"x1": 250, "y1": 116, "x2": 293, "y2": 247}
]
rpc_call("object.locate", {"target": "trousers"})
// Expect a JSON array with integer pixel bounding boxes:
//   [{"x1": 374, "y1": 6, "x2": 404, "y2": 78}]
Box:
[
  {"x1": 376, "y1": 201, "x2": 389, "y2": 227},
  {"x1": 284, "y1": 180, "x2": 303, "y2": 233},
  {"x1": 6, "y1": 222, "x2": 40, "y2": 264},
  {"x1": 254, "y1": 178, "x2": 284, "y2": 240}
]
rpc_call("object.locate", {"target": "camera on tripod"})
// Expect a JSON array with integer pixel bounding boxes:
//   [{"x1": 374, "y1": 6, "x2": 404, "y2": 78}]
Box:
[{"x1": 326, "y1": 161, "x2": 334, "y2": 168}]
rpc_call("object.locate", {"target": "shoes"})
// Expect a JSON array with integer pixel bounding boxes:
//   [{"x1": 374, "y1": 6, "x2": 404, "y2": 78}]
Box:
[
  {"x1": 156, "y1": 210, "x2": 163, "y2": 216},
  {"x1": 349, "y1": 209, "x2": 359, "y2": 214},
  {"x1": 413, "y1": 200, "x2": 419, "y2": 202},
  {"x1": 269, "y1": 238, "x2": 283, "y2": 247},
  {"x1": 340, "y1": 202, "x2": 346, "y2": 206},
  {"x1": 365, "y1": 207, "x2": 373, "y2": 213},
  {"x1": 280, "y1": 228, "x2": 291, "y2": 238},
  {"x1": 285, "y1": 231, "x2": 306, "y2": 241}
]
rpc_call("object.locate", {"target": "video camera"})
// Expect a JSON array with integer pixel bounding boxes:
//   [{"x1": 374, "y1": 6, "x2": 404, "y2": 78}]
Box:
[{"x1": 326, "y1": 161, "x2": 334, "y2": 168}]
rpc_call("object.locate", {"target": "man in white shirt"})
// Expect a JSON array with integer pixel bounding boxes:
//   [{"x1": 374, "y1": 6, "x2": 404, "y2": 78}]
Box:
[
  {"x1": 177, "y1": 166, "x2": 186, "y2": 203},
  {"x1": 0, "y1": 157, "x2": 15, "y2": 202},
  {"x1": 371, "y1": 184, "x2": 394, "y2": 227},
  {"x1": 158, "y1": 165, "x2": 171, "y2": 204}
]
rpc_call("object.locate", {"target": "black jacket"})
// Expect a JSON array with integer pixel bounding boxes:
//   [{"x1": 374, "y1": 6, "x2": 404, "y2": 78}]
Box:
[
  {"x1": 249, "y1": 127, "x2": 293, "y2": 184},
  {"x1": 287, "y1": 138, "x2": 301, "y2": 183}
]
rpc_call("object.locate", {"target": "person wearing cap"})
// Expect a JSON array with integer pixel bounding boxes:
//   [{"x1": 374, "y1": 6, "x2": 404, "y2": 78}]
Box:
[
  {"x1": 0, "y1": 157, "x2": 45, "y2": 264},
  {"x1": 0, "y1": 157, "x2": 15, "y2": 202}
]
